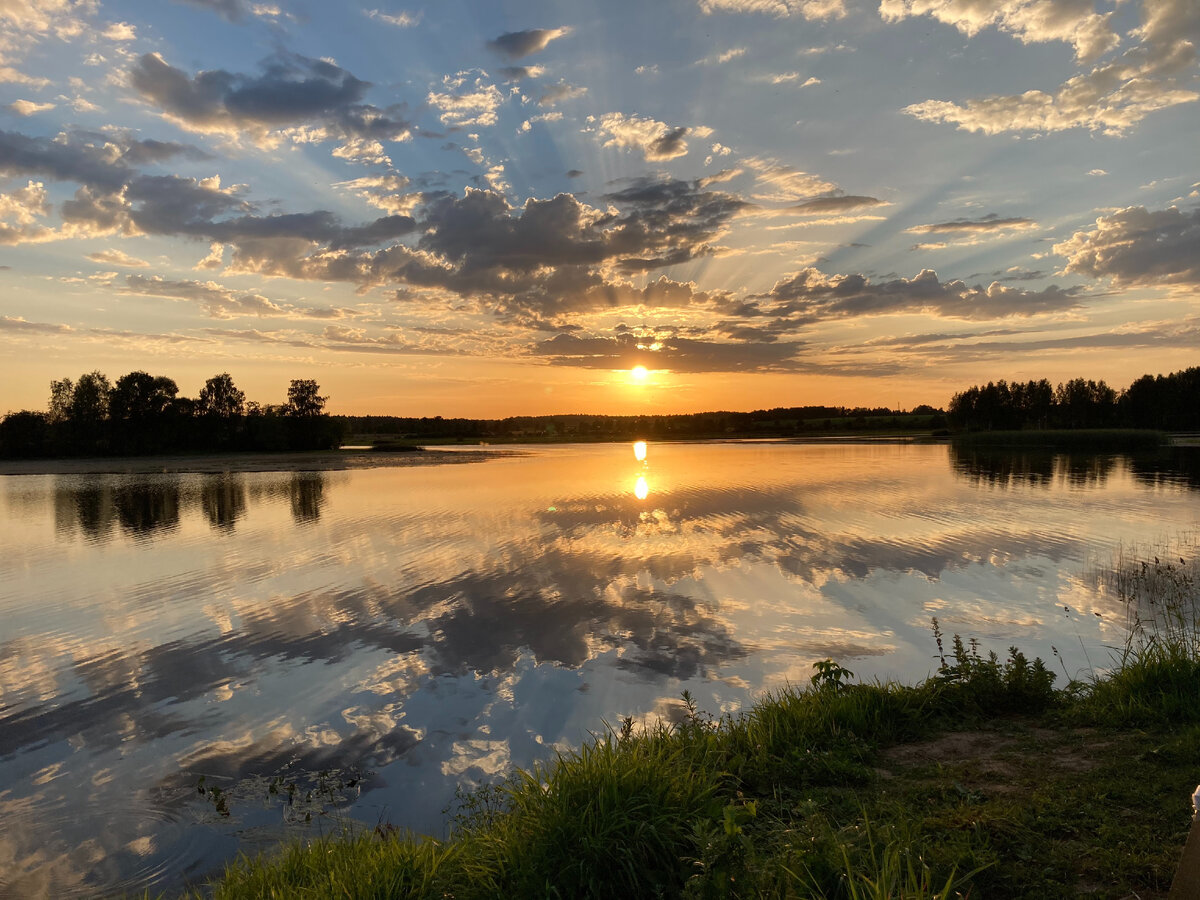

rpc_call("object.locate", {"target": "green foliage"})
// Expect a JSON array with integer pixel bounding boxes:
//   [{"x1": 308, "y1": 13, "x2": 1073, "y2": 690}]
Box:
[{"x1": 928, "y1": 619, "x2": 1057, "y2": 715}]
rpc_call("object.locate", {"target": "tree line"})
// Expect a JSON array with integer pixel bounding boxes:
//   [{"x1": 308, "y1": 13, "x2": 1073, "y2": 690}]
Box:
[
  {"x1": 0, "y1": 371, "x2": 342, "y2": 458},
  {"x1": 339, "y1": 405, "x2": 947, "y2": 442},
  {"x1": 946, "y1": 366, "x2": 1200, "y2": 432}
]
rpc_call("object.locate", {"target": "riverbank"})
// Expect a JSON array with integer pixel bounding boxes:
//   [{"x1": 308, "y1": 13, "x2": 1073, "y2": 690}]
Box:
[
  {"x1": 0, "y1": 446, "x2": 515, "y2": 476},
  {"x1": 191, "y1": 597, "x2": 1200, "y2": 899}
]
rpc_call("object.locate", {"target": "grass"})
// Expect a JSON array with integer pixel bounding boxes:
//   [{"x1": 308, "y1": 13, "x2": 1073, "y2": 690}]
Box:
[
  {"x1": 950, "y1": 429, "x2": 1167, "y2": 451},
  {"x1": 188, "y1": 538, "x2": 1200, "y2": 899}
]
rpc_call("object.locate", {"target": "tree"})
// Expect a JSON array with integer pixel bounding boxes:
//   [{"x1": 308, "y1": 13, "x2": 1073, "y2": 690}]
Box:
[
  {"x1": 48, "y1": 378, "x2": 73, "y2": 424},
  {"x1": 197, "y1": 373, "x2": 245, "y2": 418},
  {"x1": 286, "y1": 379, "x2": 327, "y2": 417},
  {"x1": 110, "y1": 371, "x2": 179, "y2": 422},
  {"x1": 109, "y1": 371, "x2": 181, "y2": 454},
  {"x1": 65, "y1": 371, "x2": 112, "y2": 454}
]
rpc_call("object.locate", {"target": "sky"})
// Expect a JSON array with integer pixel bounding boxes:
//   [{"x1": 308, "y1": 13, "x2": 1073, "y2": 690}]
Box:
[{"x1": 0, "y1": 0, "x2": 1197, "y2": 417}]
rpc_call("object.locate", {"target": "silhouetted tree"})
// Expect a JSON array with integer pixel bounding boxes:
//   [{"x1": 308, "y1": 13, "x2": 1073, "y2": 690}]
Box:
[
  {"x1": 286, "y1": 379, "x2": 327, "y2": 417},
  {"x1": 110, "y1": 371, "x2": 180, "y2": 453},
  {"x1": 0, "y1": 411, "x2": 49, "y2": 458},
  {"x1": 67, "y1": 371, "x2": 112, "y2": 453},
  {"x1": 198, "y1": 373, "x2": 246, "y2": 418}
]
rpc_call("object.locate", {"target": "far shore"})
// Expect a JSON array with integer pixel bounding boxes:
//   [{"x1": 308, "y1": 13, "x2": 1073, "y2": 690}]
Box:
[{"x1": 0, "y1": 446, "x2": 516, "y2": 477}]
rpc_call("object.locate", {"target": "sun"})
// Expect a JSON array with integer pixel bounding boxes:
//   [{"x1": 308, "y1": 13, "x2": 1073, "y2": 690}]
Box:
[{"x1": 630, "y1": 365, "x2": 649, "y2": 383}]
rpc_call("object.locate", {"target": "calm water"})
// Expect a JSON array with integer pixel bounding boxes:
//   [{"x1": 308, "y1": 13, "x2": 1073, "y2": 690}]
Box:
[{"x1": 1, "y1": 441, "x2": 1198, "y2": 896}]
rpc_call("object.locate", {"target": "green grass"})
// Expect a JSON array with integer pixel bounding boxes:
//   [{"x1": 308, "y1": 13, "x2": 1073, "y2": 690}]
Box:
[
  {"x1": 190, "y1": 539, "x2": 1200, "y2": 899},
  {"x1": 950, "y1": 429, "x2": 1166, "y2": 451}
]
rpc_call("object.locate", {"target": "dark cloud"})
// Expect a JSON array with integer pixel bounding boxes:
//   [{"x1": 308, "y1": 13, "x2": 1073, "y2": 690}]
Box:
[
  {"x1": 906, "y1": 213, "x2": 1037, "y2": 234},
  {"x1": 129, "y1": 52, "x2": 411, "y2": 144},
  {"x1": 1055, "y1": 205, "x2": 1200, "y2": 286},
  {"x1": 0, "y1": 130, "x2": 133, "y2": 190},
  {"x1": 786, "y1": 195, "x2": 887, "y2": 214},
  {"x1": 486, "y1": 27, "x2": 571, "y2": 60},
  {"x1": 759, "y1": 267, "x2": 1083, "y2": 321},
  {"x1": 497, "y1": 66, "x2": 543, "y2": 81}
]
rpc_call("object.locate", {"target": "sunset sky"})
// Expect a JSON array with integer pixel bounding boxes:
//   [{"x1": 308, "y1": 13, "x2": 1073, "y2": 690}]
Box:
[{"x1": 0, "y1": 0, "x2": 1196, "y2": 416}]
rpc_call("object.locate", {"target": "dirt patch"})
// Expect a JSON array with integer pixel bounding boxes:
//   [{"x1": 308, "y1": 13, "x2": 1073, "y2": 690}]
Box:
[{"x1": 880, "y1": 726, "x2": 1105, "y2": 792}]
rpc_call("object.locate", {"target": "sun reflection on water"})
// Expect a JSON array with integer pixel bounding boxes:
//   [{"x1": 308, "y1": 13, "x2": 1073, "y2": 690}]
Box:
[{"x1": 634, "y1": 475, "x2": 649, "y2": 500}]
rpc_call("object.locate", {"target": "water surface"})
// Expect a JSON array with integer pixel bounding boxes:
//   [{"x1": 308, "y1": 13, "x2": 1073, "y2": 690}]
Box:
[{"x1": 1, "y1": 441, "x2": 1197, "y2": 896}]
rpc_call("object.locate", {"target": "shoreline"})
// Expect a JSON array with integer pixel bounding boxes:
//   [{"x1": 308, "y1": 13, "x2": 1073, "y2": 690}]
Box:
[{"x1": 0, "y1": 447, "x2": 516, "y2": 477}]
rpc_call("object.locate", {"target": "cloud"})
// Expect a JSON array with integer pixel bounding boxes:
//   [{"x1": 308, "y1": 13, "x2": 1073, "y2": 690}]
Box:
[
  {"x1": 100, "y1": 21, "x2": 136, "y2": 40},
  {"x1": 86, "y1": 249, "x2": 150, "y2": 267},
  {"x1": 0, "y1": 180, "x2": 52, "y2": 243},
  {"x1": 170, "y1": 0, "x2": 281, "y2": 22},
  {"x1": 537, "y1": 82, "x2": 586, "y2": 106},
  {"x1": 879, "y1": 0, "x2": 1120, "y2": 63},
  {"x1": 427, "y1": 72, "x2": 504, "y2": 128},
  {"x1": 5, "y1": 99, "x2": 55, "y2": 116},
  {"x1": 534, "y1": 330, "x2": 803, "y2": 372},
  {"x1": 594, "y1": 112, "x2": 712, "y2": 161},
  {"x1": 0, "y1": 315, "x2": 71, "y2": 334},
  {"x1": 897, "y1": 0, "x2": 1200, "y2": 135},
  {"x1": 698, "y1": 0, "x2": 845, "y2": 20},
  {"x1": 120, "y1": 274, "x2": 350, "y2": 321},
  {"x1": 1054, "y1": 205, "x2": 1200, "y2": 285},
  {"x1": 906, "y1": 213, "x2": 1038, "y2": 234},
  {"x1": 761, "y1": 72, "x2": 821, "y2": 86},
  {"x1": 486, "y1": 27, "x2": 571, "y2": 60},
  {"x1": 785, "y1": 195, "x2": 888, "y2": 215},
  {"x1": 743, "y1": 156, "x2": 837, "y2": 201},
  {"x1": 497, "y1": 65, "x2": 545, "y2": 81},
  {"x1": 0, "y1": 68, "x2": 51, "y2": 88},
  {"x1": 364, "y1": 9, "x2": 419, "y2": 27},
  {"x1": 129, "y1": 52, "x2": 413, "y2": 146},
  {"x1": 759, "y1": 266, "x2": 1083, "y2": 321},
  {"x1": 698, "y1": 47, "x2": 747, "y2": 65},
  {"x1": 902, "y1": 74, "x2": 1199, "y2": 136}
]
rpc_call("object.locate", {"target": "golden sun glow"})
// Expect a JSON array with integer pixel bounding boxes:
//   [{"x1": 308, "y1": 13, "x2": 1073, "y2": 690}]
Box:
[
  {"x1": 630, "y1": 365, "x2": 649, "y2": 383},
  {"x1": 633, "y1": 440, "x2": 647, "y2": 461},
  {"x1": 634, "y1": 475, "x2": 649, "y2": 500}
]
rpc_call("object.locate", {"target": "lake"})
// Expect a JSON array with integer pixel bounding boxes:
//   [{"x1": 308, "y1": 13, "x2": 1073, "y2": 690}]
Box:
[{"x1": 1, "y1": 440, "x2": 1197, "y2": 897}]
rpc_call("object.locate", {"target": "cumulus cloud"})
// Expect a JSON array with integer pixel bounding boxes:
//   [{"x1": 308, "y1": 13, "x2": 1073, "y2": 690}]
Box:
[
  {"x1": 902, "y1": 71, "x2": 1199, "y2": 136},
  {"x1": 698, "y1": 0, "x2": 845, "y2": 20},
  {"x1": 427, "y1": 71, "x2": 504, "y2": 128},
  {"x1": 129, "y1": 52, "x2": 413, "y2": 146},
  {"x1": 879, "y1": 0, "x2": 1120, "y2": 63},
  {"x1": 5, "y1": 99, "x2": 54, "y2": 115},
  {"x1": 486, "y1": 27, "x2": 571, "y2": 60},
  {"x1": 594, "y1": 112, "x2": 712, "y2": 161},
  {"x1": 897, "y1": 0, "x2": 1200, "y2": 135},
  {"x1": 0, "y1": 179, "x2": 51, "y2": 243},
  {"x1": 1053, "y1": 205, "x2": 1200, "y2": 285},
  {"x1": 758, "y1": 266, "x2": 1083, "y2": 321}
]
